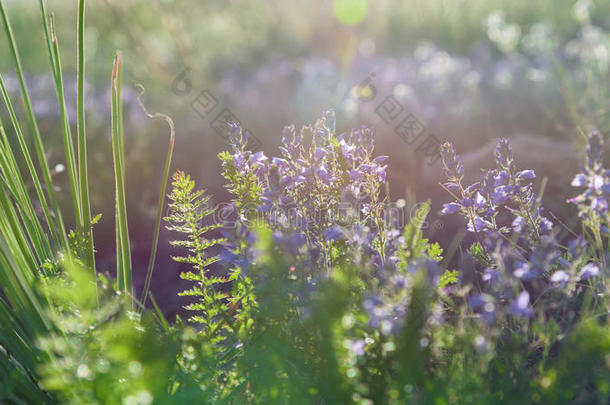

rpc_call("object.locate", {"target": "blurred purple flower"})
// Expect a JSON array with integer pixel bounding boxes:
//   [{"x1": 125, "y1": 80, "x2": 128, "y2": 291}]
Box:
[
  {"x1": 511, "y1": 291, "x2": 534, "y2": 318},
  {"x1": 580, "y1": 262, "x2": 600, "y2": 280},
  {"x1": 349, "y1": 339, "x2": 366, "y2": 357},
  {"x1": 482, "y1": 267, "x2": 499, "y2": 283},
  {"x1": 324, "y1": 225, "x2": 345, "y2": 241},
  {"x1": 550, "y1": 270, "x2": 569, "y2": 287}
]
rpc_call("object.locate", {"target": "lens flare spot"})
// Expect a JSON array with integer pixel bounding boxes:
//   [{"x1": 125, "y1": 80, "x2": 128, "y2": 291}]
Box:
[{"x1": 333, "y1": 0, "x2": 369, "y2": 26}]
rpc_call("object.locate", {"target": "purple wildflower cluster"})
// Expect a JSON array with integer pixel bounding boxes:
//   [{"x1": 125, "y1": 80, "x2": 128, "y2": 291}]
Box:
[
  {"x1": 222, "y1": 110, "x2": 391, "y2": 266},
  {"x1": 569, "y1": 130, "x2": 610, "y2": 218},
  {"x1": 362, "y1": 257, "x2": 443, "y2": 336},
  {"x1": 471, "y1": 235, "x2": 602, "y2": 323},
  {"x1": 440, "y1": 137, "x2": 606, "y2": 325},
  {"x1": 440, "y1": 138, "x2": 552, "y2": 247}
]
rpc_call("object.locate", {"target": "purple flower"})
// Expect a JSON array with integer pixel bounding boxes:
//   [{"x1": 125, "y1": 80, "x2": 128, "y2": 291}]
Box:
[
  {"x1": 441, "y1": 136, "x2": 551, "y2": 245},
  {"x1": 482, "y1": 267, "x2": 499, "y2": 283},
  {"x1": 491, "y1": 188, "x2": 510, "y2": 205},
  {"x1": 517, "y1": 170, "x2": 536, "y2": 180},
  {"x1": 227, "y1": 123, "x2": 248, "y2": 152},
  {"x1": 568, "y1": 195, "x2": 585, "y2": 204},
  {"x1": 571, "y1": 173, "x2": 587, "y2": 187},
  {"x1": 580, "y1": 263, "x2": 600, "y2": 280},
  {"x1": 315, "y1": 110, "x2": 336, "y2": 141},
  {"x1": 373, "y1": 155, "x2": 389, "y2": 164},
  {"x1": 349, "y1": 169, "x2": 362, "y2": 181},
  {"x1": 538, "y1": 216, "x2": 553, "y2": 234},
  {"x1": 315, "y1": 164, "x2": 332, "y2": 184},
  {"x1": 591, "y1": 197, "x2": 608, "y2": 214},
  {"x1": 468, "y1": 293, "x2": 492, "y2": 310},
  {"x1": 222, "y1": 111, "x2": 428, "y2": 292},
  {"x1": 324, "y1": 225, "x2": 345, "y2": 241},
  {"x1": 468, "y1": 293, "x2": 496, "y2": 323},
  {"x1": 569, "y1": 131, "x2": 610, "y2": 215},
  {"x1": 440, "y1": 142, "x2": 464, "y2": 180},
  {"x1": 249, "y1": 152, "x2": 268, "y2": 177},
  {"x1": 443, "y1": 182, "x2": 460, "y2": 193},
  {"x1": 592, "y1": 174, "x2": 605, "y2": 190},
  {"x1": 494, "y1": 138, "x2": 514, "y2": 171},
  {"x1": 232, "y1": 151, "x2": 248, "y2": 174},
  {"x1": 441, "y1": 202, "x2": 461, "y2": 215},
  {"x1": 375, "y1": 165, "x2": 387, "y2": 183},
  {"x1": 569, "y1": 237, "x2": 587, "y2": 257},
  {"x1": 363, "y1": 294, "x2": 385, "y2": 327},
  {"x1": 280, "y1": 175, "x2": 296, "y2": 188},
  {"x1": 280, "y1": 124, "x2": 302, "y2": 158},
  {"x1": 349, "y1": 339, "x2": 366, "y2": 357},
  {"x1": 494, "y1": 171, "x2": 509, "y2": 186},
  {"x1": 314, "y1": 147, "x2": 327, "y2": 161},
  {"x1": 513, "y1": 261, "x2": 536, "y2": 280},
  {"x1": 258, "y1": 196, "x2": 273, "y2": 213},
  {"x1": 249, "y1": 151, "x2": 267, "y2": 166},
  {"x1": 339, "y1": 139, "x2": 355, "y2": 162},
  {"x1": 273, "y1": 232, "x2": 307, "y2": 256},
  {"x1": 272, "y1": 157, "x2": 289, "y2": 172},
  {"x1": 550, "y1": 270, "x2": 569, "y2": 287},
  {"x1": 350, "y1": 224, "x2": 372, "y2": 247},
  {"x1": 512, "y1": 216, "x2": 526, "y2": 232},
  {"x1": 467, "y1": 216, "x2": 490, "y2": 232},
  {"x1": 464, "y1": 183, "x2": 480, "y2": 196},
  {"x1": 511, "y1": 291, "x2": 534, "y2": 318},
  {"x1": 474, "y1": 192, "x2": 486, "y2": 209}
]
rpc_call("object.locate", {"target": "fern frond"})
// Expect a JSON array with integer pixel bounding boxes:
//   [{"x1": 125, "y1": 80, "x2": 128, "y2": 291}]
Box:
[{"x1": 164, "y1": 171, "x2": 231, "y2": 337}]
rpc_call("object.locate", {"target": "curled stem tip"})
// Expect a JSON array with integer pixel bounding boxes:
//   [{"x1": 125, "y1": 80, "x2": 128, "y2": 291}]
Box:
[{"x1": 135, "y1": 84, "x2": 175, "y2": 143}]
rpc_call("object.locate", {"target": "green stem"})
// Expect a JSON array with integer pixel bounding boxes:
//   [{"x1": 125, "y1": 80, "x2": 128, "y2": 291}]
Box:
[
  {"x1": 136, "y1": 85, "x2": 175, "y2": 307},
  {"x1": 111, "y1": 53, "x2": 132, "y2": 304}
]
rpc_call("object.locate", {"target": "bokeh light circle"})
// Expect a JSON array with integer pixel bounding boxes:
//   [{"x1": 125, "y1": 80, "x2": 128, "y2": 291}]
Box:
[{"x1": 333, "y1": 0, "x2": 369, "y2": 26}]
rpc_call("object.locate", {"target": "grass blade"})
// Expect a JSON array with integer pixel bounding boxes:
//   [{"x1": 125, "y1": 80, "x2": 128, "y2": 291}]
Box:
[
  {"x1": 111, "y1": 52, "x2": 133, "y2": 303},
  {"x1": 47, "y1": 14, "x2": 82, "y2": 230},
  {"x1": 77, "y1": 0, "x2": 95, "y2": 272},
  {"x1": 38, "y1": 0, "x2": 57, "y2": 80}
]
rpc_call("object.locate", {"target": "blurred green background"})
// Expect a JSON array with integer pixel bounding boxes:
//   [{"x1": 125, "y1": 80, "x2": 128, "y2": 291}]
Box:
[{"x1": 2, "y1": 0, "x2": 609, "y2": 316}]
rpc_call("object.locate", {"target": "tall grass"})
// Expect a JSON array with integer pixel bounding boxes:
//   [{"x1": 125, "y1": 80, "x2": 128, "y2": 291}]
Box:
[
  {"x1": 111, "y1": 52, "x2": 132, "y2": 299},
  {"x1": 0, "y1": 0, "x2": 173, "y2": 398},
  {"x1": 77, "y1": 0, "x2": 95, "y2": 272}
]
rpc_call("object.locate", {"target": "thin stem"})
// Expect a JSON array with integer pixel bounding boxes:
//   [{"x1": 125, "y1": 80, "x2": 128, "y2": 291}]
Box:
[{"x1": 136, "y1": 85, "x2": 175, "y2": 307}]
